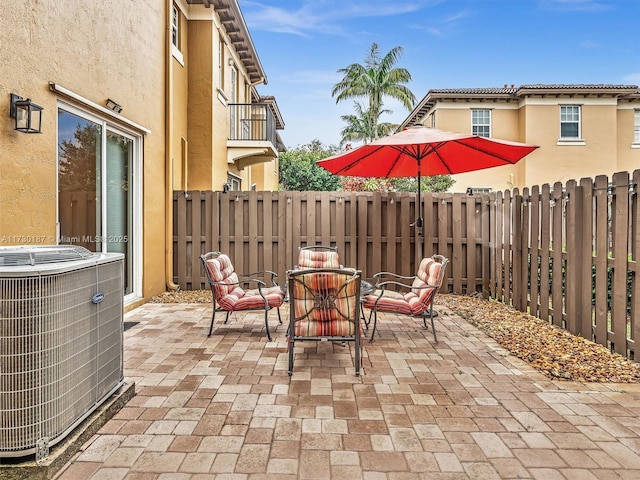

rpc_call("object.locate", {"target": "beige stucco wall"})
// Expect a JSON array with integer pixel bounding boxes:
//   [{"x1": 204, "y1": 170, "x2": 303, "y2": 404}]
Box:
[
  {"x1": 0, "y1": 0, "x2": 167, "y2": 302},
  {"x1": 171, "y1": 8, "x2": 190, "y2": 191},
  {"x1": 421, "y1": 95, "x2": 640, "y2": 193},
  {"x1": 430, "y1": 104, "x2": 521, "y2": 193},
  {"x1": 186, "y1": 21, "x2": 214, "y2": 191},
  {"x1": 616, "y1": 107, "x2": 640, "y2": 174}
]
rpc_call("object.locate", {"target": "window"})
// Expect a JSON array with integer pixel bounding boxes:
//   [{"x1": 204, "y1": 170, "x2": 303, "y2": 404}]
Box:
[
  {"x1": 560, "y1": 105, "x2": 580, "y2": 139},
  {"x1": 58, "y1": 106, "x2": 140, "y2": 298},
  {"x1": 472, "y1": 109, "x2": 491, "y2": 137},
  {"x1": 227, "y1": 173, "x2": 241, "y2": 191},
  {"x1": 170, "y1": 5, "x2": 184, "y2": 65},
  {"x1": 218, "y1": 36, "x2": 224, "y2": 89},
  {"x1": 634, "y1": 110, "x2": 640, "y2": 144},
  {"x1": 171, "y1": 5, "x2": 179, "y2": 48}
]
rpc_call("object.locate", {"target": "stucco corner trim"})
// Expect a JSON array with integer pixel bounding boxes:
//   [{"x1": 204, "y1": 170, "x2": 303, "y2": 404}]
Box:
[{"x1": 49, "y1": 83, "x2": 151, "y2": 134}]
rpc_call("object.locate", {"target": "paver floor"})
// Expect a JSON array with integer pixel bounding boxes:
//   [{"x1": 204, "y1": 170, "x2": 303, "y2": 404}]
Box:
[{"x1": 54, "y1": 303, "x2": 640, "y2": 479}]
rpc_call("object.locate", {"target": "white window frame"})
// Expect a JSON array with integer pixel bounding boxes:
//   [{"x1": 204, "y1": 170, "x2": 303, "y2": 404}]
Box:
[
  {"x1": 558, "y1": 105, "x2": 583, "y2": 144},
  {"x1": 56, "y1": 101, "x2": 143, "y2": 305},
  {"x1": 471, "y1": 109, "x2": 491, "y2": 138},
  {"x1": 171, "y1": 5, "x2": 184, "y2": 66},
  {"x1": 171, "y1": 5, "x2": 179, "y2": 47},
  {"x1": 227, "y1": 172, "x2": 242, "y2": 191},
  {"x1": 633, "y1": 109, "x2": 640, "y2": 147}
]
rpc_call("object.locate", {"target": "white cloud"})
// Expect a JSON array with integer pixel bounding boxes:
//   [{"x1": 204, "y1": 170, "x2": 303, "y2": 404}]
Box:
[{"x1": 240, "y1": 0, "x2": 444, "y2": 36}]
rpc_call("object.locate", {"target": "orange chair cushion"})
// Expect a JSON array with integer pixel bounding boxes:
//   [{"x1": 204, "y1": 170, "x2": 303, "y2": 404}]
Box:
[
  {"x1": 290, "y1": 270, "x2": 360, "y2": 337},
  {"x1": 297, "y1": 249, "x2": 340, "y2": 269},
  {"x1": 205, "y1": 254, "x2": 284, "y2": 312},
  {"x1": 362, "y1": 257, "x2": 442, "y2": 316}
]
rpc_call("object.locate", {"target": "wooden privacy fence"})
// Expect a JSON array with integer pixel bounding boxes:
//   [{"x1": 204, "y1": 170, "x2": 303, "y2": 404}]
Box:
[
  {"x1": 173, "y1": 169, "x2": 640, "y2": 360},
  {"x1": 173, "y1": 190, "x2": 490, "y2": 297},
  {"x1": 490, "y1": 170, "x2": 640, "y2": 359}
]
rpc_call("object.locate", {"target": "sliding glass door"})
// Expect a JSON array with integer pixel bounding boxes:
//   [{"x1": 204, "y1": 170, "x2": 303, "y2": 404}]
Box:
[{"x1": 58, "y1": 106, "x2": 139, "y2": 298}]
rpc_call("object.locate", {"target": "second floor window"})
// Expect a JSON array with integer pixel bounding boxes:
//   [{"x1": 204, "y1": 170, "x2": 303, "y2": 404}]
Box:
[
  {"x1": 560, "y1": 105, "x2": 580, "y2": 139},
  {"x1": 227, "y1": 173, "x2": 241, "y2": 191},
  {"x1": 171, "y1": 5, "x2": 179, "y2": 48},
  {"x1": 472, "y1": 109, "x2": 491, "y2": 138},
  {"x1": 634, "y1": 110, "x2": 640, "y2": 144}
]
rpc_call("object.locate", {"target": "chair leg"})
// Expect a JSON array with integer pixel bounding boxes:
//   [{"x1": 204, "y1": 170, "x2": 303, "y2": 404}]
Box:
[
  {"x1": 264, "y1": 307, "x2": 273, "y2": 342},
  {"x1": 355, "y1": 332, "x2": 361, "y2": 376},
  {"x1": 430, "y1": 316, "x2": 438, "y2": 343},
  {"x1": 277, "y1": 306, "x2": 283, "y2": 325},
  {"x1": 369, "y1": 308, "x2": 379, "y2": 343},
  {"x1": 423, "y1": 304, "x2": 438, "y2": 343},
  {"x1": 288, "y1": 339, "x2": 294, "y2": 376},
  {"x1": 208, "y1": 309, "x2": 215, "y2": 336}
]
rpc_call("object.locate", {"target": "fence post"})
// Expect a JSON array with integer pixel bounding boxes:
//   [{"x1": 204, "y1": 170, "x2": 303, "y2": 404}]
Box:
[
  {"x1": 564, "y1": 180, "x2": 583, "y2": 336},
  {"x1": 579, "y1": 178, "x2": 594, "y2": 339},
  {"x1": 611, "y1": 171, "x2": 630, "y2": 355}
]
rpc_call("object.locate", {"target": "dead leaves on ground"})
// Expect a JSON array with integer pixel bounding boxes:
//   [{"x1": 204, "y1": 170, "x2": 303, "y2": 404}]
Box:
[{"x1": 436, "y1": 294, "x2": 640, "y2": 383}]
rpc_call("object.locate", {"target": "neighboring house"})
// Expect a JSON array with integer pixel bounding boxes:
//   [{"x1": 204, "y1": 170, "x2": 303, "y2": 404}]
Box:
[
  {"x1": 0, "y1": 0, "x2": 284, "y2": 309},
  {"x1": 400, "y1": 84, "x2": 640, "y2": 193}
]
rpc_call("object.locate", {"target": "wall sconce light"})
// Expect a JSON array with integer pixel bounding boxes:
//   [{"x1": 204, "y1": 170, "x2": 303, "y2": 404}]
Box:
[
  {"x1": 105, "y1": 98, "x2": 123, "y2": 113},
  {"x1": 10, "y1": 93, "x2": 43, "y2": 133}
]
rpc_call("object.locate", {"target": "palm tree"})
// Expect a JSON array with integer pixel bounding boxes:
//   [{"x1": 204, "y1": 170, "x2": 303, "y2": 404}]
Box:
[
  {"x1": 339, "y1": 102, "x2": 395, "y2": 146},
  {"x1": 332, "y1": 42, "x2": 416, "y2": 141}
]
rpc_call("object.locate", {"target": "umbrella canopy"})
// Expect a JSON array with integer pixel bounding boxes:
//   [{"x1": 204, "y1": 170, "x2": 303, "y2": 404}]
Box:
[
  {"x1": 317, "y1": 126, "x2": 538, "y2": 178},
  {"x1": 317, "y1": 126, "x2": 538, "y2": 258}
]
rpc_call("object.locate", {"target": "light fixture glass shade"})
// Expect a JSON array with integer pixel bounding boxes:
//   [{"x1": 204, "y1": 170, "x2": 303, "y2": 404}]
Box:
[{"x1": 10, "y1": 93, "x2": 43, "y2": 133}]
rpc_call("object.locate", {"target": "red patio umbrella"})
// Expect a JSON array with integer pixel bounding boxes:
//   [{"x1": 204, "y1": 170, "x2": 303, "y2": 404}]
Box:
[{"x1": 317, "y1": 126, "x2": 538, "y2": 258}]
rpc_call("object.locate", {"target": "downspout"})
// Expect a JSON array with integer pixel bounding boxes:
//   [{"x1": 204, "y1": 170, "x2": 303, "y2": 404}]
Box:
[{"x1": 165, "y1": 3, "x2": 180, "y2": 291}]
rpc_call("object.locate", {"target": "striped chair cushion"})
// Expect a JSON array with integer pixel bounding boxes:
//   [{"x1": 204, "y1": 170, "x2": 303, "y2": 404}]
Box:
[
  {"x1": 297, "y1": 249, "x2": 340, "y2": 269},
  {"x1": 363, "y1": 257, "x2": 443, "y2": 316},
  {"x1": 291, "y1": 271, "x2": 359, "y2": 337},
  {"x1": 205, "y1": 254, "x2": 284, "y2": 312}
]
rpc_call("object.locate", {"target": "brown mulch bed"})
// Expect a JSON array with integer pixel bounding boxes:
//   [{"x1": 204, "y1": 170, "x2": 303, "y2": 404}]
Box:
[
  {"x1": 149, "y1": 289, "x2": 640, "y2": 383},
  {"x1": 436, "y1": 294, "x2": 640, "y2": 383}
]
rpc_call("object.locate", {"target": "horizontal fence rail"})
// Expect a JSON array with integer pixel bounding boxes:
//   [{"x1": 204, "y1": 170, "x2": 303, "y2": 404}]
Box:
[{"x1": 174, "y1": 169, "x2": 640, "y2": 360}]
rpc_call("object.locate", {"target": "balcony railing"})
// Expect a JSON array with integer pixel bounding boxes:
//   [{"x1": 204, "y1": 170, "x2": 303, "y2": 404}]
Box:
[{"x1": 228, "y1": 103, "x2": 276, "y2": 146}]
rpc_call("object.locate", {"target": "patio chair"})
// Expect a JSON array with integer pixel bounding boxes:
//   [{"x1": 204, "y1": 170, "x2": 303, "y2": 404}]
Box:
[
  {"x1": 295, "y1": 245, "x2": 341, "y2": 269},
  {"x1": 362, "y1": 254, "x2": 448, "y2": 343},
  {"x1": 287, "y1": 268, "x2": 363, "y2": 376},
  {"x1": 200, "y1": 252, "x2": 285, "y2": 341}
]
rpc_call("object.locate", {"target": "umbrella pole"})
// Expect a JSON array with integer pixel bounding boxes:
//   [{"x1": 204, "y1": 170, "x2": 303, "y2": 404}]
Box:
[{"x1": 417, "y1": 172, "x2": 423, "y2": 261}]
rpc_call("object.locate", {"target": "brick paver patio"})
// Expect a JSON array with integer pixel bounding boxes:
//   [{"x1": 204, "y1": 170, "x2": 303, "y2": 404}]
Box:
[{"x1": 53, "y1": 303, "x2": 640, "y2": 479}]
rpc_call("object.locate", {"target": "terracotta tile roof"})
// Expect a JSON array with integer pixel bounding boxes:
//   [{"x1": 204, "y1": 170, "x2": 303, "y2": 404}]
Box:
[
  {"x1": 429, "y1": 87, "x2": 517, "y2": 95},
  {"x1": 519, "y1": 83, "x2": 638, "y2": 90},
  {"x1": 400, "y1": 83, "x2": 640, "y2": 129}
]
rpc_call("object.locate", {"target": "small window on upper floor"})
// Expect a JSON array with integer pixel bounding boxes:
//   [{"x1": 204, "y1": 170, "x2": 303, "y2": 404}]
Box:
[
  {"x1": 472, "y1": 109, "x2": 491, "y2": 138},
  {"x1": 171, "y1": 5, "x2": 184, "y2": 65},
  {"x1": 634, "y1": 110, "x2": 640, "y2": 145},
  {"x1": 171, "y1": 5, "x2": 179, "y2": 48},
  {"x1": 560, "y1": 105, "x2": 581, "y2": 139},
  {"x1": 227, "y1": 173, "x2": 241, "y2": 191}
]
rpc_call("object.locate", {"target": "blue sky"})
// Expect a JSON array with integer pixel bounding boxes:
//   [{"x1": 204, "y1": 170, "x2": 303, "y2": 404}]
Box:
[{"x1": 239, "y1": 0, "x2": 640, "y2": 149}]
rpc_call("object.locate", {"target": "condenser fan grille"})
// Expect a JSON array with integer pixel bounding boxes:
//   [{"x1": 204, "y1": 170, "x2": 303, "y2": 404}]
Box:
[{"x1": 0, "y1": 245, "x2": 94, "y2": 267}]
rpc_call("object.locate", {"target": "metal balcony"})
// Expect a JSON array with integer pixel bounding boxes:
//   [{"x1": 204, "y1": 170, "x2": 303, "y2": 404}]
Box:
[{"x1": 228, "y1": 103, "x2": 276, "y2": 146}]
